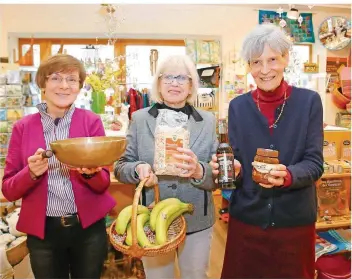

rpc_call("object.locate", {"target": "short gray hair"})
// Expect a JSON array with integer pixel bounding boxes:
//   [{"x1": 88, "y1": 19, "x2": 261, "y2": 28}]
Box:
[
  {"x1": 151, "y1": 55, "x2": 199, "y2": 104},
  {"x1": 241, "y1": 24, "x2": 292, "y2": 62}
]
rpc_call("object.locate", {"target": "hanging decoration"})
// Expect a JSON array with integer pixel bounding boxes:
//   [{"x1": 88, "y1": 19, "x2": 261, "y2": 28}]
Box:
[
  {"x1": 298, "y1": 15, "x2": 304, "y2": 27},
  {"x1": 276, "y1": 7, "x2": 284, "y2": 18},
  {"x1": 97, "y1": 4, "x2": 126, "y2": 45},
  {"x1": 77, "y1": 4, "x2": 128, "y2": 114},
  {"x1": 259, "y1": 10, "x2": 315, "y2": 43},
  {"x1": 279, "y1": 19, "x2": 287, "y2": 28},
  {"x1": 150, "y1": 49, "x2": 159, "y2": 76}
]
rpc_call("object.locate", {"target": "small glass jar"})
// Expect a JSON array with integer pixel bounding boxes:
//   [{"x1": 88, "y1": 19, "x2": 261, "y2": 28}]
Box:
[{"x1": 252, "y1": 148, "x2": 279, "y2": 184}]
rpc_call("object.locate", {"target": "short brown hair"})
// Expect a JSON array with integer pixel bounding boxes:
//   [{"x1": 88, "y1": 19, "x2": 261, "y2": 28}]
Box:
[{"x1": 36, "y1": 54, "x2": 86, "y2": 89}]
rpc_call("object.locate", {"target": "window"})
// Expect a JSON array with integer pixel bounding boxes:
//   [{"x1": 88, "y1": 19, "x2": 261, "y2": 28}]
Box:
[
  {"x1": 21, "y1": 44, "x2": 41, "y2": 67},
  {"x1": 51, "y1": 44, "x2": 114, "y2": 61},
  {"x1": 292, "y1": 44, "x2": 312, "y2": 69}
]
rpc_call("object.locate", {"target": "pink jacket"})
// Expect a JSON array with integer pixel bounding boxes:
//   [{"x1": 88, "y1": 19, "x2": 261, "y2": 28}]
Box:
[{"x1": 2, "y1": 108, "x2": 116, "y2": 239}]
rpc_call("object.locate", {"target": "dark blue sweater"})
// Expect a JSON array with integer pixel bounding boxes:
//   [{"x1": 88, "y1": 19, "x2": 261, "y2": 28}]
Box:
[{"x1": 228, "y1": 87, "x2": 324, "y2": 228}]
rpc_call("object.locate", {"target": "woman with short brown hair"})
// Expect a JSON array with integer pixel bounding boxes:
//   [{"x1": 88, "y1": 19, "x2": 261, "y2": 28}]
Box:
[
  {"x1": 35, "y1": 54, "x2": 86, "y2": 89},
  {"x1": 2, "y1": 54, "x2": 115, "y2": 279}
]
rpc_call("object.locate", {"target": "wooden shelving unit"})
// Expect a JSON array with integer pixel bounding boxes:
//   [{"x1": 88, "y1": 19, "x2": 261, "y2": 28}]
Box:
[
  {"x1": 321, "y1": 173, "x2": 351, "y2": 179},
  {"x1": 316, "y1": 217, "x2": 351, "y2": 230}
]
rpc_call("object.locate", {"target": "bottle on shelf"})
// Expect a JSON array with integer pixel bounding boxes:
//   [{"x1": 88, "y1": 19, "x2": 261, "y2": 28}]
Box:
[{"x1": 216, "y1": 119, "x2": 236, "y2": 189}]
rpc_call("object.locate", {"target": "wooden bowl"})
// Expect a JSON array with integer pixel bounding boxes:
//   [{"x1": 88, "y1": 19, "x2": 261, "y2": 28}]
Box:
[
  {"x1": 332, "y1": 87, "x2": 350, "y2": 109},
  {"x1": 50, "y1": 136, "x2": 126, "y2": 168}
]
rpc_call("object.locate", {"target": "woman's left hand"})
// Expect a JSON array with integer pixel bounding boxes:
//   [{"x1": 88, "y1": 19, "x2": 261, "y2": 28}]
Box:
[
  {"x1": 173, "y1": 148, "x2": 203, "y2": 180},
  {"x1": 77, "y1": 167, "x2": 102, "y2": 175},
  {"x1": 255, "y1": 163, "x2": 287, "y2": 188}
]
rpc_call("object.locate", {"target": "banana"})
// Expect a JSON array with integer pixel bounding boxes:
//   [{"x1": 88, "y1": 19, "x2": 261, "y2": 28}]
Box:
[
  {"x1": 149, "y1": 198, "x2": 181, "y2": 231},
  {"x1": 124, "y1": 213, "x2": 153, "y2": 248},
  {"x1": 155, "y1": 202, "x2": 194, "y2": 245},
  {"x1": 136, "y1": 213, "x2": 153, "y2": 248},
  {"x1": 125, "y1": 223, "x2": 132, "y2": 246},
  {"x1": 115, "y1": 205, "x2": 149, "y2": 235}
]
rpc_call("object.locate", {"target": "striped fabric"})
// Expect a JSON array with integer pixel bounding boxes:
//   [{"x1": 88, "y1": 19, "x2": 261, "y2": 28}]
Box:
[{"x1": 36, "y1": 103, "x2": 77, "y2": 217}]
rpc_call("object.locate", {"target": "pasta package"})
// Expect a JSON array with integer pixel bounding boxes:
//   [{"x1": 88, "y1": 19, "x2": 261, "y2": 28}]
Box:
[{"x1": 154, "y1": 109, "x2": 190, "y2": 176}]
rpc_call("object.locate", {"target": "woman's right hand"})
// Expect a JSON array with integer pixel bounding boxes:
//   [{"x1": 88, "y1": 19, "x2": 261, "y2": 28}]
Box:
[
  {"x1": 136, "y1": 164, "x2": 158, "y2": 187},
  {"x1": 210, "y1": 154, "x2": 242, "y2": 179},
  {"x1": 28, "y1": 148, "x2": 49, "y2": 179}
]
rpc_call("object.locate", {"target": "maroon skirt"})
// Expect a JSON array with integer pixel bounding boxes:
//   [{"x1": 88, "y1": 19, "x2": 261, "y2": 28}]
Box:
[{"x1": 221, "y1": 217, "x2": 315, "y2": 279}]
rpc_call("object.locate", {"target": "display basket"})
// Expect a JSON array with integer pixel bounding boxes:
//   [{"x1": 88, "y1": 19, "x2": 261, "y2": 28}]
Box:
[
  {"x1": 1, "y1": 199, "x2": 29, "y2": 266},
  {"x1": 6, "y1": 237, "x2": 29, "y2": 266},
  {"x1": 108, "y1": 179, "x2": 187, "y2": 258}
]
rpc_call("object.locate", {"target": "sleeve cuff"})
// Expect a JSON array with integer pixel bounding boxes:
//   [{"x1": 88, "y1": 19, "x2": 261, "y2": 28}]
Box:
[
  {"x1": 134, "y1": 167, "x2": 140, "y2": 179},
  {"x1": 283, "y1": 169, "x2": 293, "y2": 187},
  {"x1": 191, "y1": 162, "x2": 206, "y2": 185}
]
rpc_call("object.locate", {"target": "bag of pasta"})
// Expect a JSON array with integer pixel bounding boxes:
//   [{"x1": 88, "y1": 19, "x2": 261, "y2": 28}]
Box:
[{"x1": 154, "y1": 109, "x2": 190, "y2": 176}]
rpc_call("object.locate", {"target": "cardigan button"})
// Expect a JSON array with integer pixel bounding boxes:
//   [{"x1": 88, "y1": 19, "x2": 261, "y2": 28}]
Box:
[
  {"x1": 273, "y1": 124, "x2": 277, "y2": 128},
  {"x1": 168, "y1": 184, "x2": 177, "y2": 190},
  {"x1": 270, "y1": 144, "x2": 274, "y2": 149}
]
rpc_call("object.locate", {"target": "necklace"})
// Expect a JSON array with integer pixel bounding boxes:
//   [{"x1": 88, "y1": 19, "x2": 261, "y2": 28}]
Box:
[{"x1": 256, "y1": 90, "x2": 287, "y2": 129}]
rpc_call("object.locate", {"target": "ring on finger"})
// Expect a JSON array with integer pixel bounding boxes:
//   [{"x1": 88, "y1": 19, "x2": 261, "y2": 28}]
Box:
[{"x1": 268, "y1": 168, "x2": 275, "y2": 175}]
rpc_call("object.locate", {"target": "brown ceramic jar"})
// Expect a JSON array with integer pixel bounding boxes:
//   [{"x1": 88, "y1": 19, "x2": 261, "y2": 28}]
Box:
[{"x1": 252, "y1": 148, "x2": 280, "y2": 184}]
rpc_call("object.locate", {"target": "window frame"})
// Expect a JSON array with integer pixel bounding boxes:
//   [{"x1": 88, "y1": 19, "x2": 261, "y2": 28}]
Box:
[{"x1": 18, "y1": 38, "x2": 185, "y2": 100}]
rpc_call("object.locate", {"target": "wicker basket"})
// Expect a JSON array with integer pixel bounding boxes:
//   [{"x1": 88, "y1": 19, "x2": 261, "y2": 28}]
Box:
[
  {"x1": 109, "y1": 179, "x2": 187, "y2": 258},
  {"x1": 6, "y1": 236, "x2": 29, "y2": 266}
]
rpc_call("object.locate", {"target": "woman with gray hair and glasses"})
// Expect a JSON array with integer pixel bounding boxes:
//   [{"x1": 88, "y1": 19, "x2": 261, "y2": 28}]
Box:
[
  {"x1": 210, "y1": 24, "x2": 323, "y2": 278},
  {"x1": 115, "y1": 54, "x2": 218, "y2": 278}
]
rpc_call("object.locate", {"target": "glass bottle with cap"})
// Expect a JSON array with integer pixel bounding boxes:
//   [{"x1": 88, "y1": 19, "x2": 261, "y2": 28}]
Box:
[{"x1": 216, "y1": 119, "x2": 236, "y2": 189}]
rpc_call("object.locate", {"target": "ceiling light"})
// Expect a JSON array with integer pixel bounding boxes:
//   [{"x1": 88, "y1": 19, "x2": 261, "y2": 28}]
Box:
[{"x1": 287, "y1": 6, "x2": 299, "y2": 20}]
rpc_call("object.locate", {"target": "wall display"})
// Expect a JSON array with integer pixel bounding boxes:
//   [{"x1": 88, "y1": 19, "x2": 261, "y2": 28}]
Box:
[
  {"x1": 193, "y1": 88, "x2": 217, "y2": 110},
  {"x1": 226, "y1": 75, "x2": 246, "y2": 102},
  {"x1": 185, "y1": 39, "x2": 221, "y2": 64},
  {"x1": 304, "y1": 62, "x2": 319, "y2": 73},
  {"x1": 197, "y1": 65, "x2": 220, "y2": 88},
  {"x1": 326, "y1": 57, "x2": 348, "y2": 94},
  {"x1": 318, "y1": 16, "x2": 351, "y2": 51},
  {"x1": 259, "y1": 10, "x2": 315, "y2": 43},
  {"x1": 233, "y1": 75, "x2": 246, "y2": 95},
  {"x1": 0, "y1": 72, "x2": 25, "y2": 170}
]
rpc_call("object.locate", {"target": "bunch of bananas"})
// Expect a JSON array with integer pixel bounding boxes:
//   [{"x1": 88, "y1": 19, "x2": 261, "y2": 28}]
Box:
[{"x1": 114, "y1": 198, "x2": 194, "y2": 248}]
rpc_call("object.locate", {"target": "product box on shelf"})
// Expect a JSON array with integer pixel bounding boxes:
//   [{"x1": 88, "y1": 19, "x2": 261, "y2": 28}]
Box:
[
  {"x1": 323, "y1": 138, "x2": 351, "y2": 174},
  {"x1": 316, "y1": 177, "x2": 350, "y2": 219}
]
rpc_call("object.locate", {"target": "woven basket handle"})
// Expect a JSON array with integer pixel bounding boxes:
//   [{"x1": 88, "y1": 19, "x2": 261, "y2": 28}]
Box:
[{"x1": 130, "y1": 179, "x2": 160, "y2": 257}]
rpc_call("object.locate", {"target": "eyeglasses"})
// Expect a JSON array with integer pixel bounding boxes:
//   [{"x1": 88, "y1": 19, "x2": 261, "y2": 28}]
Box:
[
  {"x1": 47, "y1": 74, "x2": 80, "y2": 87},
  {"x1": 159, "y1": 74, "x2": 192, "y2": 85}
]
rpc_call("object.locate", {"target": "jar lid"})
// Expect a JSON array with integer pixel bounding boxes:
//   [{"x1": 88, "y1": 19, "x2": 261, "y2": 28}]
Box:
[{"x1": 256, "y1": 148, "x2": 279, "y2": 157}]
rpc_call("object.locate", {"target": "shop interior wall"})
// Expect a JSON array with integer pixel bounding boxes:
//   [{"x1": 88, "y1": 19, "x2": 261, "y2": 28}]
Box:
[{"x1": 0, "y1": 4, "x2": 351, "y2": 122}]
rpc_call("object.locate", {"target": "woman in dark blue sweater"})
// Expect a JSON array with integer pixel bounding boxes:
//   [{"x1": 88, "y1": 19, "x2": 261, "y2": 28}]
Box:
[{"x1": 211, "y1": 24, "x2": 324, "y2": 278}]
